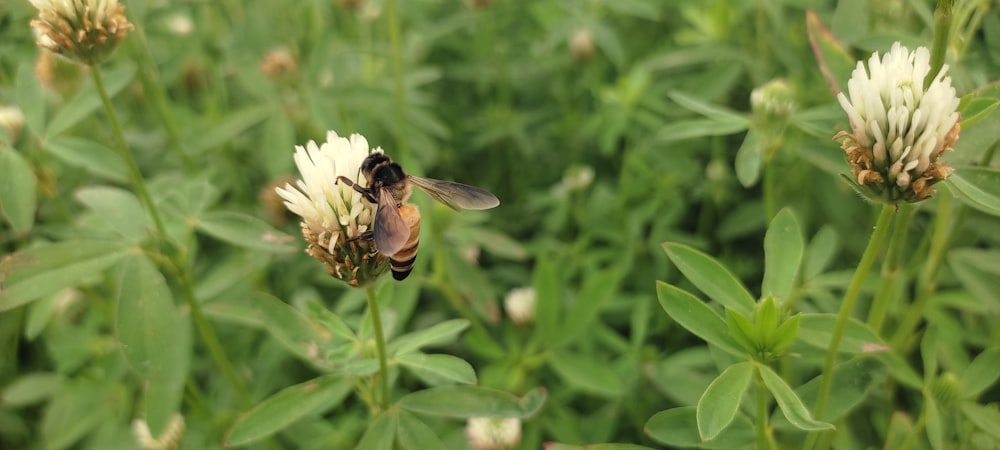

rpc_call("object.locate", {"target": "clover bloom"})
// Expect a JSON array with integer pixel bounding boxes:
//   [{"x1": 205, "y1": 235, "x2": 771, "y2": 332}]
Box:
[
  {"x1": 275, "y1": 131, "x2": 390, "y2": 286},
  {"x1": 29, "y1": 0, "x2": 134, "y2": 66},
  {"x1": 835, "y1": 42, "x2": 960, "y2": 203}
]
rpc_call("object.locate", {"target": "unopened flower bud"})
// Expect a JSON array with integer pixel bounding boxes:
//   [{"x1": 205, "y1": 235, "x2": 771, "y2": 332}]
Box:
[
  {"x1": 133, "y1": 414, "x2": 185, "y2": 450},
  {"x1": 569, "y1": 28, "x2": 595, "y2": 61},
  {"x1": 504, "y1": 287, "x2": 536, "y2": 325}
]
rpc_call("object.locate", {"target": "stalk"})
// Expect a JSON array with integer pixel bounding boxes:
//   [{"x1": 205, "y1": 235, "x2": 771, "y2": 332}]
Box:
[{"x1": 366, "y1": 284, "x2": 391, "y2": 411}]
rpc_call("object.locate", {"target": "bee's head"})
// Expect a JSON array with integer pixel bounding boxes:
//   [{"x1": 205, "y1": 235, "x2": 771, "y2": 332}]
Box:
[
  {"x1": 361, "y1": 152, "x2": 406, "y2": 188},
  {"x1": 361, "y1": 152, "x2": 392, "y2": 179}
]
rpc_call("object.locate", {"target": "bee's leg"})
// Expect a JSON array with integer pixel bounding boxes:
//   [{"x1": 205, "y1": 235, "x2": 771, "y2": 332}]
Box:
[
  {"x1": 347, "y1": 230, "x2": 375, "y2": 242},
  {"x1": 336, "y1": 176, "x2": 377, "y2": 203}
]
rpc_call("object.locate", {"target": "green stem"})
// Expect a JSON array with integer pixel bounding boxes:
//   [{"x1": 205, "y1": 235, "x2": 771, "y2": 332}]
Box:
[
  {"x1": 891, "y1": 193, "x2": 953, "y2": 350},
  {"x1": 92, "y1": 66, "x2": 168, "y2": 240},
  {"x1": 385, "y1": 0, "x2": 408, "y2": 160},
  {"x1": 366, "y1": 284, "x2": 390, "y2": 412},
  {"x1": 754, "y1": 369, "x2": 775, "y2": 450},
  {"x1": 867, "y1": 204, "x2": 914, "y2": 334},
  {"x1": 94, "y1": 66, "x2": 249, "y2": 405},
  {"x1": 177, "y1": 261, "x2": 250, "y2": 406},
  {"x1": 926, "y1": 0, "x2": 955, "y2": 89},
  {"x1": 812, "y1": 205, "x2": 895, "y2": 420}
]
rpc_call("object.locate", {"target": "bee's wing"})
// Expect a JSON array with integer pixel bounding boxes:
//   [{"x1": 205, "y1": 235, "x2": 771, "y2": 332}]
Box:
[
  {"x1": 374, "y1": 187, "x2": 409, "y2": 256},
  {"x1": 407, "y1": 176, "x2": 500, "y2": 211}
]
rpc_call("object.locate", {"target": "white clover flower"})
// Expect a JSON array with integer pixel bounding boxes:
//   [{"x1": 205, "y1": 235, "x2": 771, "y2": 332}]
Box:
[
  {"x1": 466, "y1": 417, "x2": 521, "y2": 450},
  {"x1": 132, "y1": 414, "x2": 185, "y2": 450},
  {"x1": 835, "y1": 42, "x2": 961, "y2": 202},
  {"x1": 275, "y1": 131, "x2": 389, "y2": 286},
  {"x1": 29, "y1": 0, "x2": 134, "y2": 66},
  {"x1": 504, "y1": 287, "x2": 536, "y2": 325},
  {"x1": 0, "y1": 106, "x2": 25, "y2": 141}
]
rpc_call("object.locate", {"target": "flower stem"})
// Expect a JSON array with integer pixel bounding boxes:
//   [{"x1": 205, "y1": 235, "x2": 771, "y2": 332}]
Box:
[
  {"x1": 867, "y1": 204, "x2": 914, "y2": 334},
  {"x1": 366, "y1": 284, "x2": 390, "y2": 412},
  {"x1": 812, "y1": 204, "x2": 895, "y2": 420},
  {"x1": 177, "y1": 260, "x2": 250, "y2": 406},
  {"x1": 384, "y1": 0, "x2": 408, "y2": 160},
  {"x1": 926, "y1": 0, "x2": 955, "y2": 89},
  {"x1": 754, "y1": 369, "x2": 775, "y2": 450},
  {"x1": 92, "y1": 66, "x2": 168, "y2": 240},
  {"x1": 890, "y1": 192, "x2": 953, "y2": 350},
  {"x1": 94, "y1": 66, "x2": 249, "y2": 405}
]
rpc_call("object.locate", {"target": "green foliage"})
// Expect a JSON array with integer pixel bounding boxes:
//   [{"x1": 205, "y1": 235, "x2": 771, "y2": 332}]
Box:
[{"x1": 1, "y1": 0, "x2": 999, "y2": 449}]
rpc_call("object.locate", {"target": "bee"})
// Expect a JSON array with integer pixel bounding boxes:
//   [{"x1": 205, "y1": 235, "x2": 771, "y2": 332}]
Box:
[{"x1": 337, "y1": 152, "x2": 500, "y2": 280}]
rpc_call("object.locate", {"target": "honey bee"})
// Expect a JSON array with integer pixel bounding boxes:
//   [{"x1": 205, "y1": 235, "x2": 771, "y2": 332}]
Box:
[{"x1": 337, "y1": 152, "x2": 500, "y2": 280}]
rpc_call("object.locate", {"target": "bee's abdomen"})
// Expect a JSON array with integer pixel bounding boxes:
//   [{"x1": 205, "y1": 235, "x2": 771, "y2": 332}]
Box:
[{"x1": 390, "y1": 204, "x2": 421, "y2": 280}]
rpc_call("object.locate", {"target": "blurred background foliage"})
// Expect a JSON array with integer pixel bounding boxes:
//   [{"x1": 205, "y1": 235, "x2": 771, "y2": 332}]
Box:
[{"x1": 1, "y1": 0, "x2": 998, "y2": 448}]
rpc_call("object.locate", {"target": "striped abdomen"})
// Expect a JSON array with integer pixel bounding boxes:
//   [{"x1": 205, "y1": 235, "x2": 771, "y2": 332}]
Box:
[{"x1": 390, "y1": 204, "x2": 421, "y2": 280}]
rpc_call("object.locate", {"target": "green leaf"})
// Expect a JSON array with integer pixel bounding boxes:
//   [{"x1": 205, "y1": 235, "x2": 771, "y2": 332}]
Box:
[
  {"x1": 356, "y1": 411, "x2": 397, "y2": 450},
  {"x1": 781, "y1": 356, "x2": 887, "y2": 424},
  {"x1": 226, "y1": 374, "x2": 351, "y2": 447},
  {"x1": 645, "y1": 407, "x2": 754, "y2": 449},
  {"x1": 44, "y1": 136, "x2": 128, "y2": 182},
  {"x1": 960, "y1": 401, "x2": 1000, "y2": 440},
  {"x1": 398, "y1": 386, "x2": 546, "y2": 419},
  {"x1": 389, "y1": 319, "x2": 470, "y2": 356},
  {"x1": 546, "y1": 445, "x2": 656, "y2": 450},
  {"x1": 556, "y1": 268, "x2": 621, "y2": 347},
  {"x1": 797, "y1": 314, "x2": 886, "y2": 354},
  {"x1": 726, "y1": 310, "x2": 758, "y2": 356},
  {"x1": 16, "y1": 64, "x2": 45, "y2": 136},
  {"x1": 396, "y1": 410, "x2": 447, "y2": 450},
  {"x1": 75, "y1": 186, "x2": 149, "y2": 242},
  {"x1": 960, "y1": 347, "x2": 1000, "y2": 399},
  {"x1": 958, "y1": 96, "x2": 999, "y2": 129},
  {"x1": 248, "y1": 293, "x2": 340, "y2": 370},
  {"x1": 805, "y1": 10, "x2": 855, "y2": 94},
  {"x1": 803, "y1": 226, "x2": 838, "y2": 280},
  {"x1": 0, "y1": 240, "x2": 129, "y2": 311},
  {"x1": 533, "y1": 257, "x2": 560, "y2": 346},
  {"x1": 762, "y1": 208, "x2": 803, "y2": 303},
  {"x1": 396, "y1": 353, "x2": 477, "y2": 386},
  {"x1": 181, "y1": 105, "x2": 271, "y2": 154},
  {"x1": 925, "y1": 394, "x2": 943, "y2": 450},
  {"x1": 662, "y1": 243, "x2": 756, "y2": 317},
  {"x1": 548, "y1": 351, "x2": 624, "y2": 398},
  {"x1": 195, "y1": 210, "x2": 296, "y2": 252},
  {"x1": 669, "y1": 91, "x2": 749, "y2": 123},
  {"x1": 0, "y1": 149, "x2": 37, "y2": 234},
  {"x1": 947, "y1": 249, "x2": 1000, "y2": 310},
  {"x1": 697, "y1": 362, "x2": 753, "y2": 441},
  {"x1": 1, "y1": 373, "x2": 63, "y2": 408},
  {"x1": 41, "y1": 379, "x2": 117, "y2": 450},
  {"x1": 655, "y1": 118, "x2": 749, "y2": 143},
  {"x1": 758, "y1": 364, "x2": 833, "y2": 431},
  {"x1": 655, "y1": 281, "x2": 744, "y2": 356},
  {"x1": 46, "y1": 64, "x2": 135, "y2": 138},
  {"x1": 115, "y1": 255, "x2": 190, "y2": 436},
  {"x1": 734, "y1": 128, "x2": 763, "y2": 187},
  {"x1": 945, "y1": 166, "x2": 1000, "y2": 217}
]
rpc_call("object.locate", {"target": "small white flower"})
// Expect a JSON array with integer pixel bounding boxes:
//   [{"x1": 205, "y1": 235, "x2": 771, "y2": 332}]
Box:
[
  {"x1": 835, "y1": 42, "x2": 960, "y2": 202},
  {"x1": 466, "y1": 417, "x2": 521, "y2": 450},
  {"x1": 276, "y1": 131, "x2": 390, "y2": 286},
  {"x1": 0, "y1": 106, "x2": 25, "y2": 140},
  {"x1": 164, "y1": 13, "x2": 193, "y2": 36},
  {"x1": 504, "y1": 287, "x2": 536, "y2": 325}
]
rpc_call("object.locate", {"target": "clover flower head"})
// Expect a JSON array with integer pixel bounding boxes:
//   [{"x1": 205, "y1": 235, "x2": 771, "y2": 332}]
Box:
[
  {"x1": 835, "y1": 42, "x2": 961, "y2": 203},
  {"x1": 275, "y1": 131, "x2": 389, "y2": 286},
  {"x1": 466, "y1": 417, "x2": 521, "y2": 450},
  {"x1": 29, "y1": 0, "x2": 134, "y2": 66}
]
